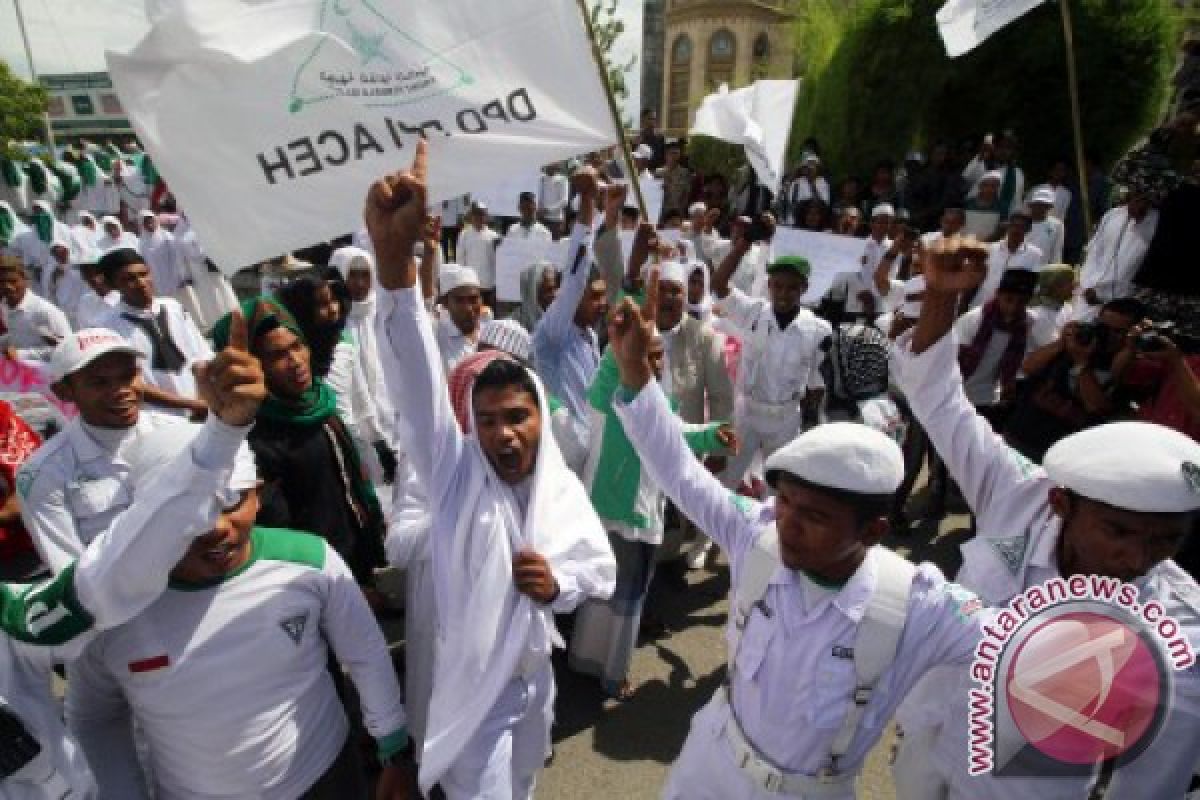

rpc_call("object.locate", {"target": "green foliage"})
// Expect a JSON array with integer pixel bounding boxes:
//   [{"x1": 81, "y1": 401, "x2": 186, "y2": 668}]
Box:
[
  {"x1": 686, "y1": 136, "x2": 746, "y2": 182},
  {"x1": 590, "y1": 0, "x2": 638, "y2": 125},
  {"x1": 0, "y1": 62, "x2": 48, "y2": 157},
  {"x1": 791, "y1": 0, "x2": 1177, "y2": 180}
]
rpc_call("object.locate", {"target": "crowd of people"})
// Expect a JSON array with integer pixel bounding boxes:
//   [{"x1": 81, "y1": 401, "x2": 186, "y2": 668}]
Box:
[{"x1": 0, "y1": 102, "x2": 1197, "y2": 800}]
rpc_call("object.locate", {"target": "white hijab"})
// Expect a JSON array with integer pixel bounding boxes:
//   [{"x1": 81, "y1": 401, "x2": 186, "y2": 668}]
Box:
[{"x1": 419, "y1": 365, "x2": 614, "y2": 793}]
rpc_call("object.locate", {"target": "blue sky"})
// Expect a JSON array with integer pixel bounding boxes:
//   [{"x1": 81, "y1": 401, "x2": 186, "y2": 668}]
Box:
[{"x1": 0, "y1": 0, "x2": 644, "y2": 116}]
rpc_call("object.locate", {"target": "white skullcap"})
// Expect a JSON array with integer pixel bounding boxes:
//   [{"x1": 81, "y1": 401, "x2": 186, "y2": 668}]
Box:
[
  {"x1": 78, "y1": 211, "x2": 96, "y2": 223},
  {"x1": 980, "y1": 170, "x2": 1004, "y2": 185},
  {"x1": 127, "y1": 421, "x2": 259, "y2": 510},
  {"x1": 871, "y1": 203, "x2": 896, "y2": 219},
  {"x1": 479, "y1": 318, "x2": 532, "y2": 362},
  {"x1": 100, "y1": 215, "x2": 121, "y2": 228},
  {"x1": 633, "y1": 144, "x2": 654, "y2": 160},
  {"x1": 802, "y1": 152, "x2": 820, "y2": 164},
  {"x1": 658, "y1": 259, "x2": 687, "y2": 287},
  {"x1": 139, "y1": 210, "x2": 156, "y2": 220},
  {"x1": 765, "y1": 422, "x2": 904, "y2": 495},
  {"x1": 688, "y1": 202, "x2": 707, "y2": 216},
  {"x1": 440, "y1": 264, "x2": 481, "y2": 295},
  {"x1": 675, "y1": 238, "x2": 697, "y2": 263},
  {"x1": 329, "y1": 246, "x2": 374, "y2": 279},
  {"x1": 1029, "y1": 186, "x2": 1057, "y2": 205},
  {"x1": 1044, "y1": 422, "x2": 1200, "y2": 513}
]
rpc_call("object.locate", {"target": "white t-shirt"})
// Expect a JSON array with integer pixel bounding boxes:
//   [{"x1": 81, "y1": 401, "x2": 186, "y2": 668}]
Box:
[
  {"x1": 455, "y1": 226, "x2": 501, "y2": 289},
  {"x1": 954, "y1": 307, "x2": 1041, "y2": 406},
  {"x1": 973, "y1": 241, "x2": 1044, "y2": 309}
]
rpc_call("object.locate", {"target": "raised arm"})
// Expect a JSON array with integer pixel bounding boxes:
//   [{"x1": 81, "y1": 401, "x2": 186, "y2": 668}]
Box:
[
  {"x1": 534, "y1": 170, "x2": 601, "y2": 342},
  {"x1": 367, "y1": 142, "x2": 463, "y2": 500},
  {"x1": 711, "y1": 218, "x2": 751, "y2": 299}
]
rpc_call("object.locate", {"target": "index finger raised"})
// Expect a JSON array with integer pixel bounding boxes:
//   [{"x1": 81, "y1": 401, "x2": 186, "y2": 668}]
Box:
[
  {"x1": 641, "y1": 264, "x2": 660, "y2": 319},
  {"x1": 411, "y1": 137, "x2": 428, "y2": 184},
  {"x1": 226, "y1": 309, "x2": 249, "y2": 353}
]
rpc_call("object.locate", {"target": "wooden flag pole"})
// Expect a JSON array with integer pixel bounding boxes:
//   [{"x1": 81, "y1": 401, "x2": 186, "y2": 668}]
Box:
[
  {"x1": 575, "y1": 0, "x2": 649, "y2": 219},
  {"x1": 1059, "y1": 0, "x2": 1092, "y2": 234}
]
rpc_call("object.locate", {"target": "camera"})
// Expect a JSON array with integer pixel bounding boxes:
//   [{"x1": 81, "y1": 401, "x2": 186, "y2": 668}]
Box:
[
  {"x1": 1134, "y1": 321, "x2": 1176, "y2": 353},
  {"x1": 1073, "y1": 322, "x2": 1107, "y2": 349}
]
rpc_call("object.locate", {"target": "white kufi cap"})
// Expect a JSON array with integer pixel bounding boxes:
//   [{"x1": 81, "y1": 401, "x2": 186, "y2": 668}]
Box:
[
  {"x1": 440, "y1": 264, "x2": 481, "y2": 294},
  {"x1": 1044, "y1": 422, "x2": 1200, "y2": 513},
  {"x1": 479, "y1": 318, "x2": 532, "y2": 362},
  {"x1": 765, "y1": 422, "x2": 904, "y2": 495}
]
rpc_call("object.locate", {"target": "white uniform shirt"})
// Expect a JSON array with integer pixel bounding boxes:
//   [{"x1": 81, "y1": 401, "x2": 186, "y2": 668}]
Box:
[
  {"x1": 611, "y1": 381, "x2": 986, "y2": 777},
  {"x1": 1077, "y1": 205, "x2": 1159, "y2": 308},
  {"x1": 1026, "y1": 216, "x2": 1064, "y2": 265},
  {"x1": 434, "y1": 310, "x2": 478, "y2": 374},
  {"x1": 784, "y1": 176, "x2": 831, "y2": 225},
  {"x1": 455, "y1": 226, "x2": 501, "y2": 289},
  {"x1": 0, "y1": 418, "x2": 251, "y2": 800},
  {"x1": 891, "y1": 329, "x2": 1200, "y2": 800},
  {"x1": 505, "y1": 221, "x2": 552, "y2": 243},
  {"x1": 74, "y1": 289, "x2": 119, "y2": 330},
  {"x1": 861, "y1": 236, "x2": 895, "y2": 281},
  {"x1": 67, "y1": 531, "x2": 407, "y2": 800},
  {"x1": 973, "y1": 240, "x2": 1044, "y2": 309},
  {"x1": 539, "y1": 174, "x2": 569, "y2": 223},
  {"x1": 716, "y1": 289, "x2": 830, "y2": 432},
  {"x1": 18, "y1": 412, "x2": 185, "y2": 573},
  {"x1": 41, "y1": 263, "x2": 87, "y2": 328},
  {"x1": 826, "y1": 272, "x2": 905, "y2": 316},
  {"x1": 0, "y1": 291, "x2": 72, "y2": 360},
  {"x1": 101, "y1": 299, "x2": 213, "y2": 408}
]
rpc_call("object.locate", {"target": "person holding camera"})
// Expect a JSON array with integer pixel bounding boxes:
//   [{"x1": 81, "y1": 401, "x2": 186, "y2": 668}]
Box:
[{"x1": 1003, "y1": 297, "x2": 1145, "y2": 462}]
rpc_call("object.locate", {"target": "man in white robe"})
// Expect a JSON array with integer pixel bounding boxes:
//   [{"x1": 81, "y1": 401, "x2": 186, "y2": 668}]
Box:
[
  {"x1": 1074, "y1": 190, "x2": 1159, "y2": 321},
  {"x1": 172, "y1": 213, "x2": 237, "y2": 332}
]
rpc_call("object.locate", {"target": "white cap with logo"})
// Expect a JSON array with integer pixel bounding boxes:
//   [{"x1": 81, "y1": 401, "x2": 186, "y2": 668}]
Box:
[
  {"x1": 49, "y1": 329, "x2": 143, "y2": 384},
  {"x1": 765, "y1": 422, "x2": 904, "y2": 495}
]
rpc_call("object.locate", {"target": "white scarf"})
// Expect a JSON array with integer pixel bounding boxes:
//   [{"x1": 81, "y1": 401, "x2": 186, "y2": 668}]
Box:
[{"x1": 419, "y1": 369, "x2": 614, "y2": 792}]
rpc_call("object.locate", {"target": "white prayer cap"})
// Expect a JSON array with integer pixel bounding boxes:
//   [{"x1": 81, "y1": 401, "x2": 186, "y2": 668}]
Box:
[
  {"x1": 100, "y1": 215, "x2": 121, "y2": 228},
  {"x1": 77, "y1": 211, "x2": 96, "y2": 224},
  {"x1": 440, "y1": 264, "x2": 481, "y2": 295},
  {"x1": 127, "y1": 421, "x2": 259, "y2": 508},
  {"x1": 688, "y1": 201, "x2": 707, "y2": 216},
  {"x1": 802, "y1": 152, "x2": 821, "y2": 165},
  {"x1": 139, "y1": 210, "x2": 156, "y2": 220},
  {"x1": 329, "y1": 246, "x2": 374, "y2": 279},
  {"x1": 658, "y1": 259, "x2": 688, "y2": 287},
  {"x1": 980, "y1": 170, "x2": 1004, "y2": 185},
  {"x1": 48, "y1": 328, "x2": 143, "y2": 383},
  {"x1": 479, "y1": 318, "x2": 532, "y2": 362},
  {"x1": 765, "y1": 422, "x2": 904, "y2": 495},
  {"x1": 1029, "y1": 186, "x2": 1057, "y2": 206},
  {"x1": 32, "y1": 200, "x2": 54, "y2": 216},
  {"x1": 675, "y1": 238, "x2": 697, "y2": 262},
  {"x1": 1044, "y1": 422, "x2": 1200, "y2": 513},
  {"x1": 471, "y1": 201, "x2": 488, "y2": 214},
  {"x1": 871, "y1": 203, "x2": 896, "y2": 219},
  {"x1": 633, "y1": 144, "x2": 654, "y2": 161}
]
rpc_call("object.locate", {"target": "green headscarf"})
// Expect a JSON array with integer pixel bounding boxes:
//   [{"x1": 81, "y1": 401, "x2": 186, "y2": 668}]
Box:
[
  {"x1": 79, "y1": 155, "x2": 98, "y2": 188},
  {"x1": 52, "y1": 163, "x2": 80, "y2": 204},
  {"x1": 0, "y1": 205, "x2": 14, "y2": 245},
  {"x1": 139, "y1": 153, "x2": 159, "y2": 187},
  {"x1": 211, "y1": 297, "x2": 339, "y2": 426},
  {"x1": 26, "y1": 161, "x2": 47, "y2": 195},
  {"x1": 0, "y1": 156, "x2": 21, "y2": 189},
  {"x1": 32, "y1": 207, "x2": 53, "y2": 244},
  {"x1": 1033, "y1": 264, "x2": 1077, "y2": 309}
]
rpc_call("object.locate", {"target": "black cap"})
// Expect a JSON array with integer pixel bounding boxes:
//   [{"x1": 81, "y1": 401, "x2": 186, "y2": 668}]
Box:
[{"x1": 997, "y1": 268, "x2": 1037, "y2": 296}]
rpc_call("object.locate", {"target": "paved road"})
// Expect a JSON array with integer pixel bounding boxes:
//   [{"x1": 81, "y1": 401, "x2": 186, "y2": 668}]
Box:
[{"x1": 533, "y1": 490, "x2": 974, "y2": 799}]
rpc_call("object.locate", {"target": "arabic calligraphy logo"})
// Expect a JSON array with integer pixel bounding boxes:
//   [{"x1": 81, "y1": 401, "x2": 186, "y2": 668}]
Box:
[
  {"x1": 288, "y1": 0, "x2": 473, "y2": 113},
  {"x1": 999, "y1": 606, "x2": 1168, "y2": 774}
]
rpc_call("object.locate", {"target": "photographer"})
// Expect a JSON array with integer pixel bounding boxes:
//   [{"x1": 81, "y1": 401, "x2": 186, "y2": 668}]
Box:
[
  {"x1": 1115, "y1": 325, "x2": 1200, "y2": 440},
  {"x1": 1003, "y1": 297, "x2": 1144, "y2": 462}
]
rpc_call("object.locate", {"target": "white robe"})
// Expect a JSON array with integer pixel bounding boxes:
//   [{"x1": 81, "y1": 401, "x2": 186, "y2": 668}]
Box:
[
  {"x1": 139, "y1": 229, "x2": 183, "y2": 296},
  {"x1": 172, "y1": 227, "x2": 237, "y2": 332}
]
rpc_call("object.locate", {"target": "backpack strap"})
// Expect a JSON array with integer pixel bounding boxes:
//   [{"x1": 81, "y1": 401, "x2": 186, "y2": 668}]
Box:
[
  {"x1": 822, "y1": 547, "x2": 916, "y2": 779},
  {"x1": 730, "y1": 525, "x2": 780, "y2": 671}
]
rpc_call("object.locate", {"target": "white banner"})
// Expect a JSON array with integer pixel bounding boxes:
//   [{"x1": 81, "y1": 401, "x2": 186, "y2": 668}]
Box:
[
  {"x1": 471, "y1": 170, "x2": 544, "y2": 219},
  {"x1": 495, "y1": 236, "x2": 568, "y2": 303},
  {"x1": 690, "y1": 80, "x2": 799, "y2": 194},
  {"x1": 772, "y1": 228, "x2": 866, "y2": 304},
  {"x1": 108, "y1": 0, "x2": 617, "y2": 272},
  {"x1": 0, "y1": 357, "x2": 77, "y2": 427},
  {"x1": 936, "y1": 0, "x2": 1048, "y2": 58}
]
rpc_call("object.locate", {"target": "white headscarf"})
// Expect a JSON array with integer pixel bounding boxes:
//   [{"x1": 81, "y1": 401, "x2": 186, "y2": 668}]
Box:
[
  {"x1": 419, "y1": 361, "x2": 614, "y2": 793},
  {"x1": 686, "y1": 260, "x2": 712, "y2": 320}
]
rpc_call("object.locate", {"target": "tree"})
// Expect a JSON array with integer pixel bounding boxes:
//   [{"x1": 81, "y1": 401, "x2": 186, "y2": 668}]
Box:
[
  {"x1": 0, "y1": 62, "x2": 48, "y2": 157},
  {"x1": 791, "y1": 0, "x2": 1177, "y2": 180},
  {"x1": 589, "y1": 0, "x2": 638, "y2": 125}
]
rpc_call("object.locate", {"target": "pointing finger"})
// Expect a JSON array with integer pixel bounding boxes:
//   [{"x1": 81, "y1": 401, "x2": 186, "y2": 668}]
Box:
[
  {"x1": 642, "y1": 265, "x2": 660, "y2": 320},
  {"x1": 411, "y1": 137, "x2": 428, "y2": 185},
  {"x1": 227, "y1": 309, "x2": 249, "y2": 353}
]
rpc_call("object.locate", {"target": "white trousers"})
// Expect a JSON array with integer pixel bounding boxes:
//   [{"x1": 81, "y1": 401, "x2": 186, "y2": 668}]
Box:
[
  {"x1": 662, "y1": 695, "x2": 856, "y2": 800},
  {"x1": 720, "y1": 412, "x2": 803, "y2": 488},
  {"x1": 439, "y1": 663, "x2": 555, "y2": 800}
]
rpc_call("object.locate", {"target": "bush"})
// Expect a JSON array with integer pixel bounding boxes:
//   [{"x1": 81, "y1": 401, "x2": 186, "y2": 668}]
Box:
[{"x1": 792, "y1": 0, "x2": 1178, "y2": 180}]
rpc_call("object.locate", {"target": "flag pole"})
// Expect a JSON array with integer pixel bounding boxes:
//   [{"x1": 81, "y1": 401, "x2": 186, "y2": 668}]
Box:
[
  {"x1": 1059, "y1": 0, "x2": 1092, "y2": 234},
  {"x1": 574, "y1": 0, "x2": 649, "y2": 219},
  {"x1": 13, "y1": 0, "x2": 56, "y2": 152}
]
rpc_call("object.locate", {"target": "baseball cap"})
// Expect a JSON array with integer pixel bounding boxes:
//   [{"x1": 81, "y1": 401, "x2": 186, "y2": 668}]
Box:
[{"x1": 49, "y1": 329, "x2": 143, "y2": 384}]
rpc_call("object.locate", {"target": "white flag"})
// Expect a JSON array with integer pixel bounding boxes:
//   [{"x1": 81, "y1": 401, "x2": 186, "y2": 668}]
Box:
[
  {"x1": 690, "y1": 79, "x2": 798, "y2": 194},
  {"x1": 936, "y1": 0, "x2": 1048, "y2": 58},
  {"x1": 107, "y1": 0, "x2": 616, "y2": 271}
]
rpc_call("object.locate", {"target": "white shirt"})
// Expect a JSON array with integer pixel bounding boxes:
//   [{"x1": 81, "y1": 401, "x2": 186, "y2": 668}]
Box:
[
  {"x1": 0, "y1": 291, "x2": 72, "y2": 359},
  {"x1": 785, "y1": 176, "x2": 831, "y2": 225},
  {"x1": 1078, "y1": 205, "x2": 1159, "y2": 304},
  {"x1": 505, "y1": 221, "x2": 552, "y2": 243},
  {"x1": 67, "y1": 532, "x2": 407, "y2": 800},
  {"x1": 344, "y1": 296, "x2": 394, "y2": 446},
  {"x1": 138, "y1": 229, "x2": 182, "y2": 296},
  {"x1": 861, "y1": 236, "x2": 894, "y2": 281},
  {"x1": 1050, "y1": 183, "x2": 1072, "y2": 220},
  {"x1": 953, "y1": 306, "x2": 1038, "y2": 406},
  {"x1": 1025, "y1": 216, "x2": 1064, "y2": 265},
  {"x1": 18, "y1": 411, "x2": 185, "y2": 573},
  {"x1": 891, "y1": 330, "x2": 1200, "y2": 800},
  {"x1": 455, "y1": 225, "x2": 501, "y2": 289},
  {"x1": 94, "y1": 230, "x2": 139, "y2": 254},
  {"x1": 434, "y1": 310, "x2": 478, "y2": 374},
  {"x1": 41, "y1": 262, "x2": 88, "y2": 328},
  {"x1": 539, "y1": 174, "x2": 569, "y2": 222},
  {"x1": 75, "y1": 288, "x2": 120, "y2": 330},
  {"x1": 611, "y1": 382, "x2": 986, "y2": 777},
  {"x1": 717, "y1": 289, "x2": 830, "y2": 431},
  {"x1": 826, "y1": 271, "x2": 905, "y2": 316},
  {"x1": 973, "y1": 240, "x2": 1044, "y2": 309},
  {"x1": 0, "y1": 418, "x2": 251, "y2": 800},
  {"x1": 101, "y1": 299, "x2": 213, "y2": 407},
  {"x1": 325, "y1": 338, "x2": 384, "y2": 445}
]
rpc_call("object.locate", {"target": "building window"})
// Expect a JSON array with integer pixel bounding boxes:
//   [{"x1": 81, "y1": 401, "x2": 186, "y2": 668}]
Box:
[
  {"x1": 706, "y1": 29, "x2": 736, "y2": 90},
  {"x1": 668, "y1": 34, "x2": 692, "y2": 131},
  {"x1": 46, "y1": 96, "x2": 66, "y2": 118},
  {"x1": 100, "y1": 93, "x2": 123, "y2": 114},
  {"x1": 751, "y1": 33, "x2": 771, "y2": 80},
  {"x1": 70, "y1": 94, "x2": 95, "y2": 116}
]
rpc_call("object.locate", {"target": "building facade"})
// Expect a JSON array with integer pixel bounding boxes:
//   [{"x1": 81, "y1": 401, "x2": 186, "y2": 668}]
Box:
[
  {"x1": 39, "y1": 72, "x2": 134, "y2": 142},
  {"x1": 661, "y1": 0, "x2": 799, "y2": 135},
  {"x1": 642, "y1": 0, "x2": 667, "y2": 120}
]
